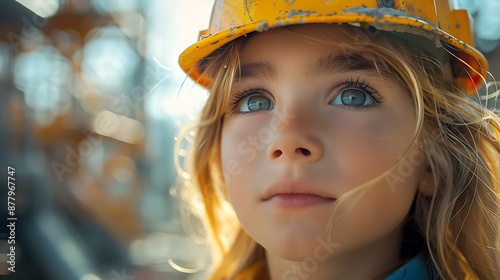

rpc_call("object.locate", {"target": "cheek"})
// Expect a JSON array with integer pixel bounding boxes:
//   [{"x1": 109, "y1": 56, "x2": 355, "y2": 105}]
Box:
[
  {"x1": 221, "y1": 125, "x2": 244, "y2": 195},
  {"x1": 220, "y1": 118, "x2": 268, "y2": 202},
  {"x1": 326, "y1": 108, "x2": 417, "y2": 188},
  {"x1": 330, "y1": 180, "x2": 417, "y2": 248},
  {"x1": 341, "y1": 107, "x2": 414, "y2": 142},
  {"x1": 220, "y1": 120, "x2": 269, "y2": 237}
]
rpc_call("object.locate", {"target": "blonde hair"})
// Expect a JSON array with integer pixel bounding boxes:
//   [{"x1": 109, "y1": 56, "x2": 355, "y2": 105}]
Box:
[{"x1": 175, "y1": 25, "x2": 500, "y2": 279}]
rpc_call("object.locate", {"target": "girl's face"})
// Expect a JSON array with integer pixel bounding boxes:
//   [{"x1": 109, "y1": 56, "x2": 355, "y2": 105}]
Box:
[{"x1": 221, "y1": 24, "x2": 429, "y2": 263}]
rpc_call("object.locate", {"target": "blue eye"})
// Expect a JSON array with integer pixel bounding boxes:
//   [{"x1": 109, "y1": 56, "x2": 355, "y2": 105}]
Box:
[
  {"x1": 238, "y1": 94, "x2": 274, "y2": 112},
  {"x1": 330, "y1": 88, "x2": 375, "y2": 107}
]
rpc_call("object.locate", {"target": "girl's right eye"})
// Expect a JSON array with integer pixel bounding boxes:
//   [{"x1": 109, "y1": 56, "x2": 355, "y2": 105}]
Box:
[{"x1": 235, "y1": 90, "x2": 274, "y2": 113}]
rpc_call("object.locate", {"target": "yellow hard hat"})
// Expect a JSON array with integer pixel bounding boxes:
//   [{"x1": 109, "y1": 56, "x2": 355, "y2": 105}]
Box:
[{"x1": 178, "y1": 0, "x2": 488, "y2": 92}]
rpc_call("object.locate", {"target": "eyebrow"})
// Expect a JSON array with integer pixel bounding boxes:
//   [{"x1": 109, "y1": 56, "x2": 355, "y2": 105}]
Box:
[
  {"x1": 235, "y1": 52, "x2": 393, "y2": 82},
  {"x1": 304, "y1": 53, "x2": 393, "y2": 79},
  {"x1": 236, "y1": 60, "x2": 278, "y2": 81}
]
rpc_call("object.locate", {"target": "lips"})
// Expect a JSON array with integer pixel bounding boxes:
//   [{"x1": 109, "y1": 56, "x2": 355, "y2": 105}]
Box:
[{"x1": 261, "y1": 179, "x2": 336, "y2": 207}]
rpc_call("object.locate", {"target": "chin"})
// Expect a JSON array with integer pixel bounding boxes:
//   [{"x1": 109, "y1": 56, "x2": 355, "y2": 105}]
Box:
[
  {"x1": 261, "y1": 230, "x2": 332, "y2": 261},
  {"x1": 266, "y1": 246, "x2": 315, "y2": 262}
]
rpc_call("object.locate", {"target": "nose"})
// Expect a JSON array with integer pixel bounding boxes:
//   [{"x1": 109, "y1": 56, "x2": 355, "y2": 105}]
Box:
[
  {"x1": 267, "y1": 128, "x2": 323, "y2": 163},
  {"x1": 266, "y1": 88, "x2": 324, "y2": 163}
]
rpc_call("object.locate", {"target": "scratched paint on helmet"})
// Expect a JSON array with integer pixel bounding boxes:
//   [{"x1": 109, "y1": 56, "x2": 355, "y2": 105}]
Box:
[{"x1": 378, "y1": 0, "x2": 395, "y2": 8}]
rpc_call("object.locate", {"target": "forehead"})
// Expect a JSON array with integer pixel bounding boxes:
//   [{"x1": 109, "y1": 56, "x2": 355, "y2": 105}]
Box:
[
  {"x1": 235, "y1": 24, "x2": 393, "y2": 82},
  {"x1": 238, "y1": 24, "x2": 365, "y2": 61}
]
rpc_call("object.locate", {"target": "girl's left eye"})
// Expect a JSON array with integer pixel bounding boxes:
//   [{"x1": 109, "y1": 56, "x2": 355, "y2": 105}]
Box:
[
  {"x1": 238, "y1": 94, "x2": 274, "y2": 112},
  {"x1": 330, "y1": 87, "x2": 376, "y2": 108}
]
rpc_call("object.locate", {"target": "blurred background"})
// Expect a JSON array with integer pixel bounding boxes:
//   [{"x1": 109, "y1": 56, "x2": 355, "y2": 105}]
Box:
[{"x1": 0, "y1": 0, "x2": 498, "y2": 280}]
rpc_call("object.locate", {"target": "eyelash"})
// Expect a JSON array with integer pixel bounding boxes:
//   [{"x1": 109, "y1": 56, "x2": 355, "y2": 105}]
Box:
[
  {"x1": 332, "y1": 78, "x2": 383, "y2": 111},
  {"x1": 228, "y1": 87, "x2": 271, "y2": 115},
  {"x1": 227, "y1": 78, "x2": 383, "y2": 115}
]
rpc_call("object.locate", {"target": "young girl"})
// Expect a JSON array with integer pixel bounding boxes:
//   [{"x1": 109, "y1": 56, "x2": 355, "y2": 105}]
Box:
[{"x1": 176, "y1": 0, "x2": 500, "y2": 279}]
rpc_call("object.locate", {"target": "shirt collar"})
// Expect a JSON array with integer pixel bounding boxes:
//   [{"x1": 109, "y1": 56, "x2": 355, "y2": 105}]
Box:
[{"x1": 385, "y1": 256, "x2": 433, "y2": 280}]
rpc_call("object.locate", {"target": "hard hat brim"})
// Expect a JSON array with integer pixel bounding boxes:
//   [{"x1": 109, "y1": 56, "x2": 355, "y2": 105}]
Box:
[{"x1": 179, "y1": 11, "x2": 488, "y2": 91}]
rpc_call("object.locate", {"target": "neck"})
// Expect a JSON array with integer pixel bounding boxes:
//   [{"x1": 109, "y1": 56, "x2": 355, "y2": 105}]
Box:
[{"x1": 266, "y1": 227, "x2": 403, "y2": 280}]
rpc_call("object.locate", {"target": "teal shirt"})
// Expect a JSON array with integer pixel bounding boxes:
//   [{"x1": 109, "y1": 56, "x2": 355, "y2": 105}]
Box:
[{"x1": 385, "y1": 256, "x2": 437, "y2": 280}]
